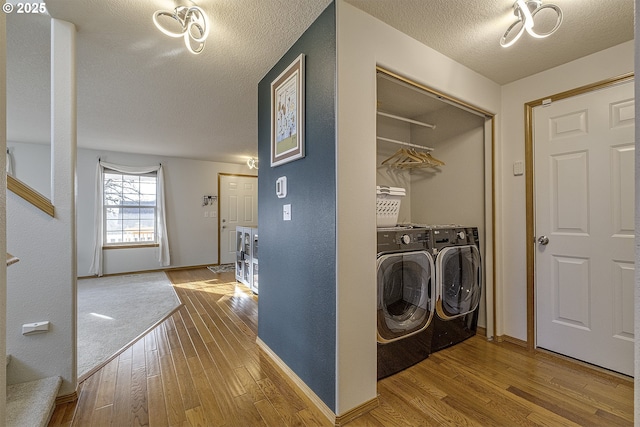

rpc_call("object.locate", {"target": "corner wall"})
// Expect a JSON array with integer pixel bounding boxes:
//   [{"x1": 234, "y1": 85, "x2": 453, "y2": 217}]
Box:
[
  {"x1": 335, "y1": 0, "x2": 500, "y2": 415},
  {"x1": 257, "y1": 2, "x2": 337, "y2": 412},
  {"x1": 6, "y1": 19, "x2": 77, "y2": 395},
  {"x1": 633, "y1": 0, "x2": 638, "y2": 419},
  {"x1": 1, "y1": 10, "x2": 7, "y2": 418},
  {"x1": 500, "y1": 40, "x2": 634, "y2": 341}
]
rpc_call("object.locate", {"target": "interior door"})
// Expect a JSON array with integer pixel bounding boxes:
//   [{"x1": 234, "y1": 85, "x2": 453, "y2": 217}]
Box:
[
  {"x1": 219, "y1": 174, "x2": 258, "y2": 265},
  {"x1": 534, "y1": 80, "x2": 634, "y2": 376}
]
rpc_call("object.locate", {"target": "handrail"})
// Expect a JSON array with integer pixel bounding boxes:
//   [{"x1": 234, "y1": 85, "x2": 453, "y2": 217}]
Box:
[{"x1": 7, "y1": 174, "x2": 55, "y2": 217}]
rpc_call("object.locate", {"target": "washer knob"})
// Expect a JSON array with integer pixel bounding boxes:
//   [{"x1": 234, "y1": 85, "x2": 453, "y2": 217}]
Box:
[
  {"x1": 400, "y1": 234, "x2": 411, "y2": 244},
  {"x1": 457, "y1": 231, "x2": 466, "y2": 240}
]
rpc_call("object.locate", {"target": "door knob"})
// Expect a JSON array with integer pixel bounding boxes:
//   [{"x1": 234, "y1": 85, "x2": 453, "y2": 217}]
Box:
[{"x1": 538, "y1": 235, "x2": 549, "y2": 246}]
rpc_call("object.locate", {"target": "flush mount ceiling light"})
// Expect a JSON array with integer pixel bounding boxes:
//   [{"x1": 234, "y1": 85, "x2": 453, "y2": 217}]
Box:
[
  {"x1": 500, "y1": 0, "x2": 563, "y2": 48},
  {"x1": 153, "y1": 5, "x2": 210, "y2": 54}
]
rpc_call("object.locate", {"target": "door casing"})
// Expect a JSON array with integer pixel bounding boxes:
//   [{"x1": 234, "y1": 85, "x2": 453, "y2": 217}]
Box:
[{"x1": 524, "y1": 72, "x2": 635, "y2": 350}]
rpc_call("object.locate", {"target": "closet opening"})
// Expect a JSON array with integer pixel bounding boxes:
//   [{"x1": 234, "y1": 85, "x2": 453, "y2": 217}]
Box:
[{"x1": 375, "y1": 67, "x2": 496, "y2": 339}]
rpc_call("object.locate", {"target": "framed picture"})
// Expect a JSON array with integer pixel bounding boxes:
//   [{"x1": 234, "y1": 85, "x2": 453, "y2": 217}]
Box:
[{"x1": 271, "y1": 54, "x2": 305, "y2": 167}]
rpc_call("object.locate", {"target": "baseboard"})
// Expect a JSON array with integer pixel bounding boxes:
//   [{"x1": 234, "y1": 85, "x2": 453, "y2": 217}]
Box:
[
  {"x1": 256, "y1": 338, "x2": 379, "y2": 426},
  {"x1": 476, "y1": 326, "x2": 486, "y2": 337},
  {"x1": 334, "y1": 397, "x2": 380, "y2": 426},
  {"x1": 256, "y1": 338, "x2": 336, "y2": 424},
  {"x1": 495, "y1": 334, "x2": 528, "y2": 347},
  {"x1": 77, "y1": 264, "x2": 213, "y2": 279}
]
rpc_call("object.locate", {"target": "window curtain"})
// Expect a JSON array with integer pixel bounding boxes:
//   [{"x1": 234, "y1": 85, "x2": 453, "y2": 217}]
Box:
[{"x1": 89, "y1": 160, "x2": 170, "y2": 276}]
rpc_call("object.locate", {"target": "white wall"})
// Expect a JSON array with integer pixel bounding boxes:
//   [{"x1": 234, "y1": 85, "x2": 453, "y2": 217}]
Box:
[
  {"x1": 6, "y1": 141, "x2": 50, "y2": 198},
  {"x1": 336, "y1": 0, "x2": 500, "y2": 415},
  {"x1": 6, "y1": 19, "x2": 77, "y2": 395},
  {"x1": 634, "y1": 1, "x2": 639, "y2": 420},
  {"x1": 500, "y1": 40, "x2": 634, "y2": 341},
  {"x1": 77, "y1": 148, "x2": 256, "y2": 276},
  {"x1": 1, "y1": 10, "x2": 7, "y2": 418}
]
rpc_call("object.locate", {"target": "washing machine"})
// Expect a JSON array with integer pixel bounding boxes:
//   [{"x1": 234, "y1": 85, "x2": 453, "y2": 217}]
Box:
[
  {"x1": 426, "y1": 225, "x2": 482, "y2": 352},
  {"x1": 376, "y1": 226, "x2": 435, "y2": 379}
]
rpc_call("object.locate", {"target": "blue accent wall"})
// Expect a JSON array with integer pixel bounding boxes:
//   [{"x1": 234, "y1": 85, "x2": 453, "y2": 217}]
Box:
[{"x1": 257, "y1": 2, "x2": 336, "y2": 411}]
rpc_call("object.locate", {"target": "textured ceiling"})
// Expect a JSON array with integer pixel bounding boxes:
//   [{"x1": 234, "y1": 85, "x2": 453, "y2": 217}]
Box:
[
  {"x1": 346, "y1": 0, "x2": 634, "y2": 85},
  {"x1": 5, "y1": 0, "x2": 634, "y2": 164}
]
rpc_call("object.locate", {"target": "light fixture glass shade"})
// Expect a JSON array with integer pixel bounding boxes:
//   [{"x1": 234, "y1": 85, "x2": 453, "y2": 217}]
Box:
[
  {"x1": 153, "y1": 5, "x2": 210, "y2": 54},
  {"x1": 500, "y1": 0, "x2": 562, "y2": 47}
]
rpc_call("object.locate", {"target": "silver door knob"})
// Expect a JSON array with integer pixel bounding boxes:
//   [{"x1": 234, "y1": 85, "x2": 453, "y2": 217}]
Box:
[{"x1": 538, "y1": 236, "x2": 549, "y2": 245}]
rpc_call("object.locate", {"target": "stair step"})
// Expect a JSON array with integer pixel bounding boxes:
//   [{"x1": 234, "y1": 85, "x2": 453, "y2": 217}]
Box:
[{"x1": 6, "y1": 376, "x2": 62, "y2": 427}]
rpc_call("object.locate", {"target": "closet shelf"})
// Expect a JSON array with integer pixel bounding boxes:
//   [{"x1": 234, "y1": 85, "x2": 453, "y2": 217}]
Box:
[{"x1": 377, "y1": 111, "x2": 435, "y2": 129}]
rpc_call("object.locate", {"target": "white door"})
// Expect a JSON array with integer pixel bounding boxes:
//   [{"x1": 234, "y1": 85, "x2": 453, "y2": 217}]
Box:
[
  {"x1": 534, "y1": 81, "x2": 634, "y2": 376},
  {"x1": 219, "y1": 175, "x2": 258, "y2": 264}
]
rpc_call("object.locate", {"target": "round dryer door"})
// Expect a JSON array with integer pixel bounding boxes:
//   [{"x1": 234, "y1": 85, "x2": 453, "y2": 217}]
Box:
[
  {"x1": 377, "y1": 251, "x2": 434, "y2": 343},
  {"x1": 436, "y1": 245, "x2": 481, "y2": 319}
]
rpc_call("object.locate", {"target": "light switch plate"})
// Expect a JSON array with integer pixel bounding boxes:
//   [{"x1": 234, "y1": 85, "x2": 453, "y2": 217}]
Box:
[
  {"x1": 513, "y1": 161, "x2": 524, "y2": 176},
  {"x1": 283, "y1": 204, "x2": 291, "y2": 221}
]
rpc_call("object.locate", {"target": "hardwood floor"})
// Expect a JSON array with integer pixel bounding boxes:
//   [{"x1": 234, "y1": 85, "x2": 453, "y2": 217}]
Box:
[{"x1": 48, "y1": 268, "x2": 633, "y2": 426}]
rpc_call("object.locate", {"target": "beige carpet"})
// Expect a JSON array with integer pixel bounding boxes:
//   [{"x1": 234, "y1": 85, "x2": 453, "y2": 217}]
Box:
[{"x1": 77, "y1": 271, "x2": 181, "y2": 379}]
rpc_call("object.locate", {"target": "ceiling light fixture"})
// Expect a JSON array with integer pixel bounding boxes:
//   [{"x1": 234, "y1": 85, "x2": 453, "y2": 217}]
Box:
[
  {"x1": 153, "y1": 5, "x2": 210, "y2": 54},
  {"x1": 500, "y1": 0, "x2": 563, "y2": 48}
]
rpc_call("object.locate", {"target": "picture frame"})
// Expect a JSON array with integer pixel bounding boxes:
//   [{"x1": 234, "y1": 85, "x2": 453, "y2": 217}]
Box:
[{"x1": 271, "y1": 54, "x2": 305, "y2": 167}]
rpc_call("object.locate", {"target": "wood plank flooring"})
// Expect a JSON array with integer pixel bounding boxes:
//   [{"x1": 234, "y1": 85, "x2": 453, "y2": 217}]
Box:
[{"x1": 48, "y1": 268, "x2": 633, "y2": 426}]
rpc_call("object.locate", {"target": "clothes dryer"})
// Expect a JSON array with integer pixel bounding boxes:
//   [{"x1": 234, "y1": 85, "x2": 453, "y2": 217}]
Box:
[
  {"x1": 426, "y1": 225, "x2": 481, "y2": 352},
  {"x1": 376, "y1": 226, "x2": 435, "y2": 379}
]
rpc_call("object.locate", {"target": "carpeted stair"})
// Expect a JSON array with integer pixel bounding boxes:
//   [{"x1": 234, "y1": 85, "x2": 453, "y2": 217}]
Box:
[{"x1": 6, "y1": 376, "x2": 62, "y2": 427}]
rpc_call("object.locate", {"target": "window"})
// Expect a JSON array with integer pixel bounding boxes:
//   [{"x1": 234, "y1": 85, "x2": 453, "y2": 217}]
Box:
[{"x1": 103, "y1": 170, "x2": 157, "y2": 245}]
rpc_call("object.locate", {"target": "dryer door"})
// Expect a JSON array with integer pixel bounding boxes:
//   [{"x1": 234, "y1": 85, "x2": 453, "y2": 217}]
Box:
[
  {"x1": 377, "y1": 251, "x2": 435, "y2": 343},
  {"x1": 436, "y1": 245, "x2": 481, "y2": 319}
]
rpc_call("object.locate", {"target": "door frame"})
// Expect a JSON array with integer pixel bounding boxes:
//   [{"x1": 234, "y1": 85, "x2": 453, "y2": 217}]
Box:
[
  {"x1": 376, "y1": 67, "x2": 497, "y2": 340},
  {"x1": 524, "y1": 72, "x2": 634, "y2": 350},
  {"x1": 217, "y1": 172, "x2": 258, "y2": 265}
]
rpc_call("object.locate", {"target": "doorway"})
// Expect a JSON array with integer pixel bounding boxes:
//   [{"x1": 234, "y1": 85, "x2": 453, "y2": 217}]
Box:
[
  {"x1": 525, "y1": 74, "x2": 634, "y2": 375},
  {"x1": 218, "y1": 173, "x2": 258, "y2": 265}
]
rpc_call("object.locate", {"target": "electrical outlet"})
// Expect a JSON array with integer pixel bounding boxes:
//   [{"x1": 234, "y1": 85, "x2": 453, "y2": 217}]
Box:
[{"x1": 283, "y1": 204, "x2": 291, "y2": 221}]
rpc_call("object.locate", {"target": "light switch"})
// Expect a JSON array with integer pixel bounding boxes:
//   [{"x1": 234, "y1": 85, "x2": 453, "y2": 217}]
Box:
[
  {"x1": 210, "y1": 211, "x2": 217, "y2": 218},
  {"x1": 204, "y1": 211, "x2": 208, "y2": 218},
  {"x1": 513, "y1": 161, "x2": 524, "y2": 176},
  {"x1": 22, "y1": 321, "x2": 50, "y2": 335},
  {"x1": 283, "y1": 204, "x2": 291, "y2": 221}
]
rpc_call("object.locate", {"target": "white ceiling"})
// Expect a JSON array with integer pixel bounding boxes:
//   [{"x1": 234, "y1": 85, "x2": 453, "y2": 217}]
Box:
[{"x1": 6, "y1": 0, "x2": 634, "y2": 164}]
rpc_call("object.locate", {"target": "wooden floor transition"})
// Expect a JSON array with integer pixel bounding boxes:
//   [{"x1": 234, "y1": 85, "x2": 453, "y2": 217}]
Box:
[{"x1": 48, "y1": 268, "x2": 633, "y2": 426}]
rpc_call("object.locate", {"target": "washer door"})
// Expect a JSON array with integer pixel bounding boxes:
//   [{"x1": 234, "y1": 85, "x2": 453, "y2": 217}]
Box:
[
  {"x1": 377, "y1": 251, "x2": 434, "y2": 343},
  {"x1": 436, "y1": 245, "x2": 481, "y2": 319}
]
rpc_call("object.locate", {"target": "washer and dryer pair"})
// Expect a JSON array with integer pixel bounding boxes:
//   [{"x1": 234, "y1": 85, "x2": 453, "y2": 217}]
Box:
[{"x1": 376, "y1": 225, "x2": 482, "y2": 379}]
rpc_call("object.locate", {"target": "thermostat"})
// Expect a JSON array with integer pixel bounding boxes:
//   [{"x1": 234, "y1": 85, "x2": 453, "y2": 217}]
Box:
[{"x1": 276, "y1": 176, "x2": 287, "y2": 198}]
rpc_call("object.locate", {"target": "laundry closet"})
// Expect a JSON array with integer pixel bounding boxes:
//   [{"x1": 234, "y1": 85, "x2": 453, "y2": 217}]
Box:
[{"x1": 375, "y1": 69, "x2": 489, "y2": 332}]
